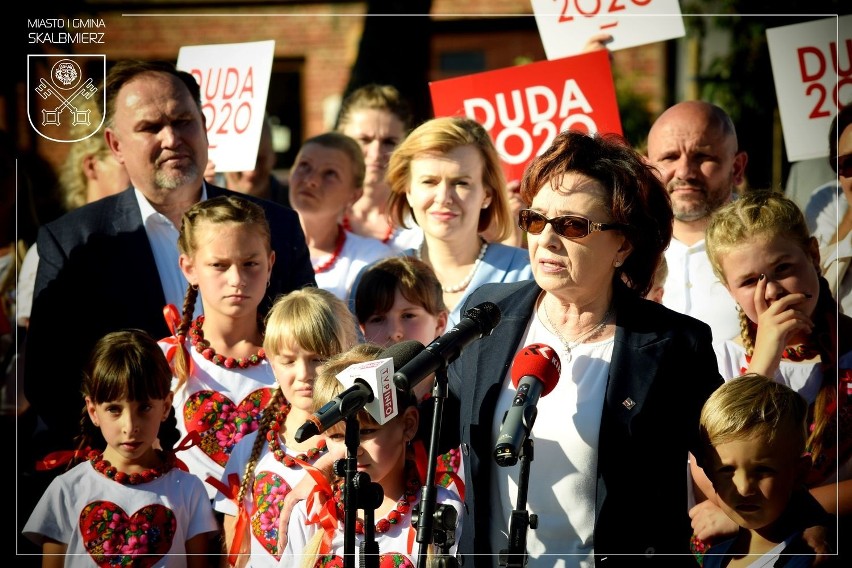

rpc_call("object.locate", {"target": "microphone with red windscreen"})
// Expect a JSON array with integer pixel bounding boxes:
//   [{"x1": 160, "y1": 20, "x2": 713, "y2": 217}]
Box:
[{"x1": 493, "y1": 343, "x2": 561, "y2": 467}]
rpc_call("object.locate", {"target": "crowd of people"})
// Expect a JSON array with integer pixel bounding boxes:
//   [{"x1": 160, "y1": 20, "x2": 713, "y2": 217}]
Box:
[{"x1": 12, "y1": 48, "x2": 849, "y2": 568}]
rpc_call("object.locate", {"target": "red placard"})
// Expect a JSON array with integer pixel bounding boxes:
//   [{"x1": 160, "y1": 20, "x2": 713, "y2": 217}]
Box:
[{"x1": 429, "y1": 50, "x2": 622, "y2": 182}]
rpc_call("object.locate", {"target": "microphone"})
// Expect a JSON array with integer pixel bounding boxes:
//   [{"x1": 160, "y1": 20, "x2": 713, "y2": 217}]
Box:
[
  {"x1": 392, "y1": 301, "x2": 502, "y2": 392},
  {"x1": 294, "y1": 340, "x2": 425, "y2": 443},
  {"x1": 493, "y1": 343, "x2": 561, "y2": 467}
]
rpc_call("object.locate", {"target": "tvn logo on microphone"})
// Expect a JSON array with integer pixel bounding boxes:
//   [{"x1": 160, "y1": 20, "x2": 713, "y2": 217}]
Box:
[{"x1": 336, "y1": 358, "x2": 399, "y2": 424}]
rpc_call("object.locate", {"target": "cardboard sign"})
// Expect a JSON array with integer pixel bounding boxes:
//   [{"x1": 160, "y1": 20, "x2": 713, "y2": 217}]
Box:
[
  {"x1": 177, "y1": 40, "x2": 275, "y2": 171},
  {"x1": 429, "y1": 50, "x2": 622, "y2": 182},
  {"x1": 531, "y1": 0, "x2": 685, "y2": 59},
  {"x1": 767, "y1": 15, "x2": 851, "y2": 162}
]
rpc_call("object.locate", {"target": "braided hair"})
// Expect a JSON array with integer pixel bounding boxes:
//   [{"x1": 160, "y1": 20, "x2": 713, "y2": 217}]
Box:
[
  {"x1": 171, "y1": 195, "x2": 272, "y2": 391},
  {"x1": 234, "y1": 288, "x2": 359, "y2": 513},
  {"x1": 74, "y1": 329, "x2": 179, "y2": 465}
]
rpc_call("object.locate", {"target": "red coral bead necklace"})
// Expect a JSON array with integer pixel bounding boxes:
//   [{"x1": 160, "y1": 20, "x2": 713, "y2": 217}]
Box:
[
  {"x1": 314, "y1": 225, "x2": 347, "y2": 274},
  {"x1": 189, "y1": 315, "x2": 266, "y2": 369},
  {"x1": 266, "y1": 404, "x2": 328, "y2": 466},
  {"x1": 333, "y1": 465, "x2": 419, "y2": 534},
  {"x1": 89, "y1": 450, "x2": 173, "y2": 485}
]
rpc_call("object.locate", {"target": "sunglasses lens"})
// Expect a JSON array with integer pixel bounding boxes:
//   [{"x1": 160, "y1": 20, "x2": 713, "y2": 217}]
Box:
[
  {"x1": 554, "y1": 217, "x2": 587, "y2": 239},
  {"x1": 520, "y1": 210, "x2": 546, "y2": 233}
]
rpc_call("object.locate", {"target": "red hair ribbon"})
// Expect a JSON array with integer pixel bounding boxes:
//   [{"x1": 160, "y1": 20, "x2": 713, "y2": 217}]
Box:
[
  {"x1": 411, "y1": 439, "x2": 428, "y2": 488},
  {"x1": 173, "y1": 431, "x2": 200, "y2": 472},
  {"x1": 207, "y1": 473, "x2": 248, "y2": 566},
  {"x1": 302, "y1": 464, "x2": 336, "y2": 555},
  {"x1": 35, "y1": 448, "x2": 92, "y2": 471},
  {"x1": 161, "y1": 304, "x2": 195, "y2": 377}
]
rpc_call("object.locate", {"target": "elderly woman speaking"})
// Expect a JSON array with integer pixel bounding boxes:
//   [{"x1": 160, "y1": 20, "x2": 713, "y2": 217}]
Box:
[{"x1": 443, "y1": 130, "x2": 722, "y2": 567}]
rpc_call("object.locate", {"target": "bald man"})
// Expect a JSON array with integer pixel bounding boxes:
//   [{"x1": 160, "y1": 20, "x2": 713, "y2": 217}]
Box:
[{"x1": 646, "y1": 101, "x2": 749, "y2": 349}]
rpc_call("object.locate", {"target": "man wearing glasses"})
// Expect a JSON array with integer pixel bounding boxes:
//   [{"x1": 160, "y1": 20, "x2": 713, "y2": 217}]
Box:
[{"x1": 646, "y1": 101, "x2": 749, "y2": 351}]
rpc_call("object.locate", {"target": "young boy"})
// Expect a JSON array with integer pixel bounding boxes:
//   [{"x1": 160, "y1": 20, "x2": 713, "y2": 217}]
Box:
[{"x1": 696, "y1": 373, "x2": 826, "y2": 567}]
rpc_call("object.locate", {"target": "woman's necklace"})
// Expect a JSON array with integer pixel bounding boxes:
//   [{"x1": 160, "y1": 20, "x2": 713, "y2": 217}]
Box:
[
  {"x1": 333, "y1": 465, "x2": 419, "y2": 534},
  {"x1": 417, "y1": 238, "x2": 489, "y2": 294},
  {"x1": 189, "y1": 315, "x2": 266, "y2": 369},
  {"x1": 266, "y1": 405, "x2": 328, "y2": 466},
  {"x1": 544, "y1": 299, "x2": 613, "y2": 363},
  {"x1": 314, "y1": 224, "x2": 347, "y2": 274},
  {"x1": 89, "y1": 451, "x2": 173, "y2": 485}
]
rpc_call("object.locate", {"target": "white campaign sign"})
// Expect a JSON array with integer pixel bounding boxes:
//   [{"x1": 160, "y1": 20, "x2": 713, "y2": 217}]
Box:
[
  {"x1": 531, "y1": 0, "x2": 685, "y2": 59},
  {"x1": 767, "y1": 15, "x2": 851, "y2": 162},
  {"x1": 177, "y1": 40, "x2": 275, "y2": 172}
]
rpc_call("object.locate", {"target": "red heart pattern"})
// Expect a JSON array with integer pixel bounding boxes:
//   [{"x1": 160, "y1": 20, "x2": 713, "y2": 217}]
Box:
[
  {"x1": 183, "y1": 388, "x2": 274, "y2": 466},
  {"x1": 249, "y1": 471, "x2": 292, "y2": 559},
  {"x1": 79, "y1": 501, "x2": 176, "y2": 567}
]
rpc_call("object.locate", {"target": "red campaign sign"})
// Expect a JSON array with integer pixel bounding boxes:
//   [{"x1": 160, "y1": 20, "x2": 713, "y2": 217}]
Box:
[{"x1": 429, "y1": 50, "x2": 622, "y2": 182}]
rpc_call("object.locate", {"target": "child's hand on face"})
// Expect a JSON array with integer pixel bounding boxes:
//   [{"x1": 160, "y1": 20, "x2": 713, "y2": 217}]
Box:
[{"x1": 749, "y1": 274, "x2": 814, "y2": 376}]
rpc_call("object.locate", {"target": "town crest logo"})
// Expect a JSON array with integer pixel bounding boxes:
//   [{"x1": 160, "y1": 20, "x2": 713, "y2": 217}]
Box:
[{"x1": 27, "y1": 54, "x2": 106, "y2": 142}]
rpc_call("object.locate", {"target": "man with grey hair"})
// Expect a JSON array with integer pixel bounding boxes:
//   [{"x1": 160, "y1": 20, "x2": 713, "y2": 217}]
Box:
[{"x1": 646, "y1": 101, "x2": 749, "y2": 349}]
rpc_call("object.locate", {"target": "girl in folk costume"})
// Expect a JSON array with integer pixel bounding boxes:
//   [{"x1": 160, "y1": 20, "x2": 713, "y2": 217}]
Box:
[
  {"x1": 288, "y1": 131, "x2": 393, "y2": 301},
  {"x1": 212, "y1": 287, "x2": 359, "y2": 567},
  {"x1": 353, "y1": 255, "x2": 465, "y2": 499},
  {"x1": 161, "y1": 195, "x2": 278, "y2": 499},
  {"x1": 690, "y1": 191, "x2": 852, "y2": 561},
  {"x1": 280, "y1": 343, "x2": 464, "y2": 568},
  {"x1": 23, "y1": 329, "x2": 218, "y2": 567}
]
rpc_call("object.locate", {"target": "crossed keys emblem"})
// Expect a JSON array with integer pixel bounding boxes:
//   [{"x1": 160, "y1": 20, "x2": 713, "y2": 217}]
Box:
[
  {"x1": 36, "y1": 76, "x2": 97, "y2": 127},
  {"x1": 27, "y1": 54, "x2": 106, "y2": 143}
]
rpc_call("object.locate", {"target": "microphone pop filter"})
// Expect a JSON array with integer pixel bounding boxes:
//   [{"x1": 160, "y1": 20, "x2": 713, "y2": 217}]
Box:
[{"x1": 510, "y1": 343, "x2": 561, "y2": 397}]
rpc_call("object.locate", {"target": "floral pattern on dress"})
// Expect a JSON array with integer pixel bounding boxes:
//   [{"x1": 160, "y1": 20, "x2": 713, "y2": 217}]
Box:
[
  {"x1": 183, "y1": 388, "x2": 274, "y2": 465},
  {"x1": 314, "y1": 554, "x2": 414, "y2": 568},
  {"x1": 79, "y1": 501, "x2": 176, "y2": 567},
  {"x1": 250, "y1": 471, "x2": 292, "y2": 559},
  {"x1": 435, "y1": 447, "x2": 461, "y2": 489}
]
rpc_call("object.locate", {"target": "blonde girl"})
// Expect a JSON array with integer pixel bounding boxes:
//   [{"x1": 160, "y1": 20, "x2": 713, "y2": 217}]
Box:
[
  {"x1": 212, "y1": 287, "x2": 359, "y2": 566},
  {"x1": 24, "y1": 329, "x2": 218, "y2": 567},
  {"x1": 160, "y1": 195, "x2": 277, "y2": 500},
  {"x1": 288, "y1": 131, "x2": 393, "y2": 301},
  {"x1": 690, "y1": 190, "x2": 852, "y2": 554},
  {"x1": 281, "y1": 343, "x2": 463, "y2": 568}
]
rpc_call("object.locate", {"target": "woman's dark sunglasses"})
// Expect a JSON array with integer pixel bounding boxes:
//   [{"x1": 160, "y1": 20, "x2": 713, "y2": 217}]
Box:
[{"x1": 518, "y1": 209, "x2": 627, "y2": 239}]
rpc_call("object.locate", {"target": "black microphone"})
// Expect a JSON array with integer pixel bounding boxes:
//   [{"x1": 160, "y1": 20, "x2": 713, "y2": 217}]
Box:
[
  {"x1": 294, "y1": 340, "x2": 425, "y2": 443},
  {"x1": 493, "y1": 343, "x2": 561, "y2": 467},
  {"x1": 392, "y1": 301, "x2": 502, "y2": 392}
]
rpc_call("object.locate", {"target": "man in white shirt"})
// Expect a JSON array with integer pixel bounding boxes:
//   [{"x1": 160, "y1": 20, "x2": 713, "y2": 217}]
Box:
[
  {"x1": 646, "y1": 101, "x2": 749, "y2": 349},
  {"x1": 24, "y1": 60, "x2": 315, "y2": 456}
]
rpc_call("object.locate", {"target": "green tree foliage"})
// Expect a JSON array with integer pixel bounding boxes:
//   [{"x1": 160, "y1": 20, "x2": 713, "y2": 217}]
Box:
[{"x1": 680, "y1": 1, "x2": 846, "y2": 188}]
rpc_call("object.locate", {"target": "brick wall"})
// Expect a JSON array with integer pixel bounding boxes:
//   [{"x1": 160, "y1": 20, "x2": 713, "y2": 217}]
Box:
[{"x1": 23, "y1": 1, "x2": 666, "y2": 181}]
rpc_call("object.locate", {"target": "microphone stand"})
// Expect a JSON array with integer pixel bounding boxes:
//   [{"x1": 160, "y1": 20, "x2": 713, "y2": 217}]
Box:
[
  {"x1": 499, "y1": 437, "x2": 537, "y2": 568},
  {"x1": 339, "y1": 414, "x2": 382, "y2": 568},
  {"x1": 414, "y1": 366, "x2": 459, "y2": 568},
  {"x1": 355, "y1": 472, "x2": 383, "y2": 568}
]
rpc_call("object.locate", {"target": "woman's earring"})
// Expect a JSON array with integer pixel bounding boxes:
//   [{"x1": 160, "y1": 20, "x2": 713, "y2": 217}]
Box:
[
  {"x1": 191, "y1": 284, "x2": 199, "y2": 291},
  {"x1": 614, "y1": 259, "x2": 622, "y2": 268}
]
